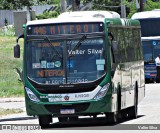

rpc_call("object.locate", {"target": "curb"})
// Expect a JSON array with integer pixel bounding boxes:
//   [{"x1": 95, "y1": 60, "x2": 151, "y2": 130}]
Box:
[{"x1": 0, "y1": 97, "x2": 25, "y2": 103}]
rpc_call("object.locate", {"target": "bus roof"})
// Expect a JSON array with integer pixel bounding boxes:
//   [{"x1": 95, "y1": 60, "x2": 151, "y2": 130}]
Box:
[
  {"x1": 58, "y1": 11, "x2": 120, "y2": 19},
  {"x1": 27, "y1": 11, "x2": 120, "y2": 26},
  {"x1": 26, "y1": 16, "x2": 106, "y2": 26},
  {"x1": 131, "y1": 10, "x2": 160, "y2": 19}
]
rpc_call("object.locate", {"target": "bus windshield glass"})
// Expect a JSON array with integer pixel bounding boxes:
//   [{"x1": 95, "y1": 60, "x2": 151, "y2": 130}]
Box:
[
  {"x1": 27, "y1": 37, "x2": 106, "y2": 85},
  {"x1": 142, "y1": 40, "x2": 160, "y2": 62},
  {"x1": 139, "y1": 18, "x2": 160, "y2": 37}
]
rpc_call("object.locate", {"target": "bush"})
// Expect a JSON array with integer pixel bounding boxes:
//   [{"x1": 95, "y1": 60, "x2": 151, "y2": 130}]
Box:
[
  {"x1": 36, "y1": 11, "x2": 60, "y2": 20},
  {"x1": 0, "y1": 25, "x2": 15, "y2": 36}
]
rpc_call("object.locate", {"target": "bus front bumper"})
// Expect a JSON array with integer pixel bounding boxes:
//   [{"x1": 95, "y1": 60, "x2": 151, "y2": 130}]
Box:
[{"x1": 25, "y1": 95, "x2": 112, "y2": 116}]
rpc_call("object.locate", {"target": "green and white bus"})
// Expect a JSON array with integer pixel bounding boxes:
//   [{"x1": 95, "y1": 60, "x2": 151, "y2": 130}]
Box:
[{"x1": 14, "y1": 11, "x2": 145, "y2": 127}]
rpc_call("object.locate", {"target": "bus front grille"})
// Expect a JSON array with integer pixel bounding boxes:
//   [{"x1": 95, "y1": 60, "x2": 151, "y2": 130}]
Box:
[{"x1": 44, "y1": 103, "x2": 90, "y2": 113}]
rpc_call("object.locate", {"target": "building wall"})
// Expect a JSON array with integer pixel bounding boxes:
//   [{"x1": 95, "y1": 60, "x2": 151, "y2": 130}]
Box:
[{"x1": 0, "y1": 5, "x2": 54, "y2": 27}]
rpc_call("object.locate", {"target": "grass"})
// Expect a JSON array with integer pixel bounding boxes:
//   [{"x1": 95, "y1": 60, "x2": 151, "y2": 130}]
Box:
[
  {"x1": 0, "y1": 108, "x2": 24, "y2": 116},
  {"x1": 0, "y1": 36, "x2": 24, "y2": 97}
]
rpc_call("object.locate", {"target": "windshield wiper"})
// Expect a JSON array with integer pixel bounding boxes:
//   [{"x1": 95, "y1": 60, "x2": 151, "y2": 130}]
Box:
[
  {"x1": 44, "y1": 36, "x2": 62, "y2": 59},
  {"x1": 69, "y1": 35, "x2": 86, "y2": 57}
]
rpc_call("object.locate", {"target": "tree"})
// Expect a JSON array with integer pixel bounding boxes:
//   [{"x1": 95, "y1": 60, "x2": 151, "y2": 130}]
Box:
[
  {"x1": 89, "y1": 0, "x2": 160, "y2": 18},
  {"x1": 144, "y1": 0, "x2": 160, "y2": 11},
  {"x1": 92, "y1": 0, "x2": 122, "y2": 16},
  {"x1": 0, "y1": 0, "x2": 59, "y2": 10},
  {"x1": 37, "y1": 0, "x2": 59, "y2": 5},
  {"x1": 0, "y1": 0, "x2": 35, "y2": 10},
  {"x1": 128, "y1": 0, "x2": 160, "y2": 18}
]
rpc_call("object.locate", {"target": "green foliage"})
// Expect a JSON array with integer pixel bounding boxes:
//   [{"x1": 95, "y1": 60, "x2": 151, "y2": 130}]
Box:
[
  {"x1": 36, "y1": 10, "x2": 60, "y2": 19},
  {"x1": 0, "y1": 36, "x2": 24, "y2": 97},
  {"x1": 128, "y1": 0, "x2": 160, "y2": 18},
  {"x1": 0, "y1": 0, "x2": 60, "y2": 10},
  {"x1": 36, "y1": 5, "x2": 61, "y2": 20},
  {"x1": 144, "y1": 0, "x2": 160, "y2": 11},
  {"x1": 0, "y1": 0, "x2": 34, "y2": 10},
  {"x1": 36, "y1": 0, "x2": 59, "y2": 5},
  {"x1": 51, "y1": 0, "x2": 59, "y2": 4},
  {"x1": 92, "y1": 0, "x2": 121, "y2": 16},
  {"x1": 92, "y1": 0, "x2": 120, "y2": 10},
  {"x1": 127, "y1": 1, "x2": 138, "y2": 18},
  {"x1": 91, "y1": 0, "x2": 160, "y2": 18},
  {"x1": 0, "y1": 26, "x2": 15, "y2": 36}
]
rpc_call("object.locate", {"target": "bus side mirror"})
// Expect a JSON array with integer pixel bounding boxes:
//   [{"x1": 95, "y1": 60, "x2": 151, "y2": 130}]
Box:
[
  {"x1": 14, "y1": 34, "x2": 24, "y2": 58},
  {"x1": 14, "y1": 44, "x2": 20, "y2": 58}
]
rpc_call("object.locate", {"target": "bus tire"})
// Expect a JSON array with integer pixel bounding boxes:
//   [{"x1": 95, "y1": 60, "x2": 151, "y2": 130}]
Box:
[
  {"x1": 117, "y1": 85, "x2": 121, "y2": 118},
  {"x1": 121, "y1": 109, "x2": 128, "y2": 120},
  {"x1": 38, "y1": 115, "x2": 52, "y2": 128},
  {"x1": 58, "y1": 117, "x2": 68, "y2": 122},
  {"x1": 69, "y1": 116, "x2": 78, "y2": 121},
  {"x1": 128, "y1": 84, "x2": 138, "y2": 119},
  {"x1": 105, "y1": 112, "x2": 118, "y2": 124}
]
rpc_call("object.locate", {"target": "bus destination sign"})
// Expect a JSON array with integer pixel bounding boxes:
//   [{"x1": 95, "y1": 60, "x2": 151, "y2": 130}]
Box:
[{"x1": 27, "y1": 23, "x2": 104, "y2": 35}]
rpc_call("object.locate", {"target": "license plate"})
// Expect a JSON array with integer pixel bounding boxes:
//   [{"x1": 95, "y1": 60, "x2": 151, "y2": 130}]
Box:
[{"x1": 60, "y1": 109, "x2": 75, "y2": 114}]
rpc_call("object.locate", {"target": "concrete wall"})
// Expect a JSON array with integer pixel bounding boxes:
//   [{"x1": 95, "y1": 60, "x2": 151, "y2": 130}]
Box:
[{"x1": 0, "y1": 5, "x2": 54, "y2": 27}]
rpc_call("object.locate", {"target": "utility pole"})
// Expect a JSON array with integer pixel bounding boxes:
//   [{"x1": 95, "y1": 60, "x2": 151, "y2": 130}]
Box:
[
  {"x1": 60, "y1": 0, "x2": 67, "y2": 12},
  {"x1": 140, "y1": 0, "x2": 144, "y2": 12},
  {"x1": 72, "y1": 0, "x2": 80, "y2": 11},
  {"x1": 72, "y1": 0, "x2": 77, "y2": 11},
  {"x1": 121, "y1": 0, "x2": 126, "y2": 18}
]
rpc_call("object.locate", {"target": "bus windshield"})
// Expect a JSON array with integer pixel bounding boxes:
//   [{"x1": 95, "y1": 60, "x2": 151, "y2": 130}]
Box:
[
  {"x1": 139, "y1": 18, "x2": 160, "y2": 37},
  {"x1": 27, "y1": 36, "x2": 106, "y2": 85},
  {"x1": 142, "y1": 40, "x2": 160, "y2": 62}
]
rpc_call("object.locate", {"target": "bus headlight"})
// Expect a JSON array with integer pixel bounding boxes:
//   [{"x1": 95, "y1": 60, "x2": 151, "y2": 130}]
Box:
[
  {"x1": 25, "y1": 87, "x2": 40, "y2": 102},
  {"x1": 93, "y1": 83, "x2": 110, "y2": 100}
]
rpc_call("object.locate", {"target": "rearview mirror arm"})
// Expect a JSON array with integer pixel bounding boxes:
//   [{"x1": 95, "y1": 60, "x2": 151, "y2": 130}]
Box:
[{"x1": 16, "y1": 34, "x2": 24, "y2": 44}]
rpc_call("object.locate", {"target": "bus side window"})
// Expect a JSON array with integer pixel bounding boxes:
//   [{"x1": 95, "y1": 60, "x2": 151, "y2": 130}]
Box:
[
  {"x1": 111, "y1": 40, "x2": 118, "y2": 74},
  {"x1": 110, "y1": 45, "x2": 115, "y2": 77},
  {"x1": 108, "y1": 32, "x2": 115, "y2": 63},
  {"x1": 108, "y1": 32, "x2": 118, "y2": 77}
]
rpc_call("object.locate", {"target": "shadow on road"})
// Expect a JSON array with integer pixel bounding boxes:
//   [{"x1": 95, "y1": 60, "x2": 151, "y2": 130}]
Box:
[
  {"x1": 0, "y1": 115, "x2": 145, "y2": 129},
  {"x1": 42, "y1": 115, "x2": 145, "y2": 129},
  {"x1": 0, "y1": 116, "x2": 37, "y2": 122}
]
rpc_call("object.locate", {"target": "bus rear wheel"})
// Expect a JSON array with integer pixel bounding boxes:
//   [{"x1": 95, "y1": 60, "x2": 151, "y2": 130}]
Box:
[
  {"x1": 121, "y1": 109, "x2": 128, "y2": 120},
  {"x1": 128, "y1": 86, "x2": 138, "y2": 119},
  {"x1": 38, "y1": 115, "x2": 52, "y2": 128},
  {"x1": 128, "y1": 96, "x2": 138, "y2": 119}
]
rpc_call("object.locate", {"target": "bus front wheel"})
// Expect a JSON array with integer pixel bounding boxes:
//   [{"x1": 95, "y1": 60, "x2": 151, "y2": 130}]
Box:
[
  {"x1": 105, "y1": 112, "x2": 118, "y2": 124},
  {"x1": 38, "y1": 115, "x2": 52, "y2": 128},
  {"x1": 69, "y1": 116, "x2": 78, "y2": 121},
  {"x1": 58, "y1": 117, "x2": 68, "y2": 122}
]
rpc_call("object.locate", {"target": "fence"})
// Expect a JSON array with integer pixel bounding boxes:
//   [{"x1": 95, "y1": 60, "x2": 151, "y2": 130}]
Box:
[{"x1": 0, "y1": 5, "x2": 54, "y2": 27}]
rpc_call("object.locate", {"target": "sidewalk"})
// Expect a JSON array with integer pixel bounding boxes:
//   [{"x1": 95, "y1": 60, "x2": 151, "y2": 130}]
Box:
[
  {"x1": 0, "y1": 97, "x2": 25, "y2": 103},
  {"x1": 0, "y1": 97, "x2": 25, "y2": 111}
]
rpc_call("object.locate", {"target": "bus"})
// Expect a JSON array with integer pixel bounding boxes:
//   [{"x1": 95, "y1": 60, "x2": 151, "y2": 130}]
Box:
[
  {"x1": 14, "y1": 11, "x2": 145, "y2": 127},
  {"x1": 142, "y1": 36, "x2": 160, "y2": 83},
  {"x1": 132, "y1": 10, "x2": 160, "y2": 83}
]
